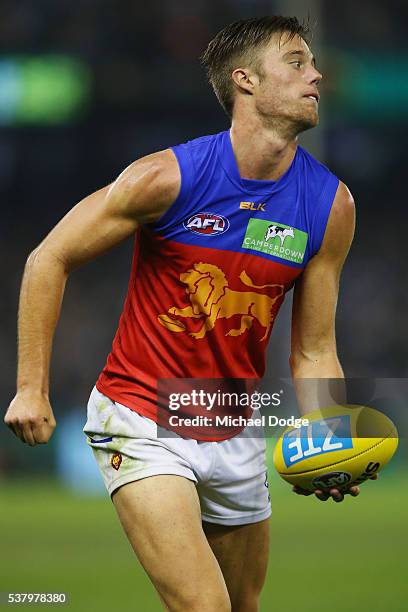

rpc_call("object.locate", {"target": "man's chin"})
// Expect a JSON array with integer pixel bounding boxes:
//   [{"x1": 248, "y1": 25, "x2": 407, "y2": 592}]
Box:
[
  {"x1": 260, "y1": 110, "x2": 319, "y2": 135},
  {"x1": 296, "y1": 113, "x2": 319, "y2": 133}
]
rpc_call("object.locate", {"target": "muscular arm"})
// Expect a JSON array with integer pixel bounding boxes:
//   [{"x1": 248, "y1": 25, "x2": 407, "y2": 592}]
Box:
[
  {"x1": 290, "y1": 181, "x2": 356, "y2": 414},
  {"x1": 5, "y1": 149, "x2": 180, "y2": 445}
]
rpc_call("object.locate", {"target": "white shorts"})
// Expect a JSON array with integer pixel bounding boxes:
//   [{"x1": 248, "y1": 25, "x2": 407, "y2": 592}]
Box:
[{"x1": 83, "y1": 387, "x2": 271, "y2": 526}]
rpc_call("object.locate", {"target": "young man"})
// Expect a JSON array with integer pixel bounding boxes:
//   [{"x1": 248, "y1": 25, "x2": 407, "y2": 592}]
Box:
[{"x1": 5, "y1": 16, "x2": 362, "y2": 612}]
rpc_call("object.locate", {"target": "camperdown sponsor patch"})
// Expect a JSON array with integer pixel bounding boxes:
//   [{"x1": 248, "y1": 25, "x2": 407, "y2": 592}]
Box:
[{"x1": 242, "y1": 219, "x2": 308, "y2": 264}]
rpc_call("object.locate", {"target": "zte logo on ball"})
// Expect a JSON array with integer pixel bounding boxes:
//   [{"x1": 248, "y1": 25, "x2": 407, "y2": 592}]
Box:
[
  {"x1": 281, "y1": 416, "x2": 353, "y2": 468},
  {"x1": 184, "y1": 212, "x2": 230, "y2": 236}
]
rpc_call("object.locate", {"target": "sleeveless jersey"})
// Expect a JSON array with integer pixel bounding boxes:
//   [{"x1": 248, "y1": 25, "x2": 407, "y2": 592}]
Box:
[{"x1": 96, "y1": 130, "x2": 340, "y2": 440}]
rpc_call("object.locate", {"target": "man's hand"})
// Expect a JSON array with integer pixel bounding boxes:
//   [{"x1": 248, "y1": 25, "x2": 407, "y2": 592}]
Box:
[
  {"x1": 292, "y1": 474, "x2": 378, "y2": 502},
  {"x1": 4, "y1": 392, "x2": 56, "y2": 446}
]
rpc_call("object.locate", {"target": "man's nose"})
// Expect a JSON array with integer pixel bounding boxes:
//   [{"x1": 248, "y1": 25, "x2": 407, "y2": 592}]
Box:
[{"x1": 310, "y1": 66, "x2": 323, "y2": 84}]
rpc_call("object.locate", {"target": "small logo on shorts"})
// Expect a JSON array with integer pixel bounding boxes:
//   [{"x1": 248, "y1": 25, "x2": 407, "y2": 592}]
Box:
[
  {"x1": 264, "y1": 473, "x2": 269, "y2": 489},
  {"x1": 264, "y1": 472, "x2": 270, "y2": 502},
  {"x1": 111, "y1": 452, "x2": 123, "y2": 471}
]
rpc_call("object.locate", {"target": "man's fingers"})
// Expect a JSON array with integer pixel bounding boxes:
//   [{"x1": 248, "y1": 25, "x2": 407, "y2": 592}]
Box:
[
  {"x1": 292, "y1": 485, "x2": 313, "y2": 496},
  {"x1": 22, "y1": 423, "x2": 37, "y2": 447},
  {"x1": 31, "y1": 417, "x2": 56, "y2": 444},
  {"x1": 5, "y1": 416, "x2": 55, "y2": 446},
  {"x1": 6, "y1": 419, "x2": 37, "y2": 445},
  {"x1": 6, "y1": 420, "x2": 26, "y2": 443},
  {"x1": 329, "y1": 488, "x2": 344, "y2": 502},
  {"x1": 314, "y1": 489, "x2": 330, "y2": 501},
  {"x1": 5, "y1": 395, "x2": 56, "y2": 446},
  {"x1": 327, "y1": 486, "x2": 360, "y2": 501},
  {"x1": 15, "y1": 423, "x2": 26, "y2": 443},
  {"x1": 293, "y1": 482, "x2": 364, "y2": 501}
]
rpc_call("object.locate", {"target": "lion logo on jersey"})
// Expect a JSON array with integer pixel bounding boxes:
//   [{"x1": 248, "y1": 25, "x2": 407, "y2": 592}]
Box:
[{"x1": 157, "y1": 262, "x2": 284, "y2": 341}]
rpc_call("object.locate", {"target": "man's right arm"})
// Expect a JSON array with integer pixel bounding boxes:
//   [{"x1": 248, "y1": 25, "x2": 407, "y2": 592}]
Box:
[{"x1": 4, "y1": 149, "x2": 181, "y2": 446}]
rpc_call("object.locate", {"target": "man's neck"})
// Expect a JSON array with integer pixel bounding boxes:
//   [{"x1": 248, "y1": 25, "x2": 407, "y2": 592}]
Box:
[{"x1": 230, "y1": 116, "x2": 298, "y2": 182}]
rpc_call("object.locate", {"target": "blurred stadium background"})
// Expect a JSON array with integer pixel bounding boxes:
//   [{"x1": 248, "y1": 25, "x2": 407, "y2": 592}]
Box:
[{"x1": 1, "y1": 0, "x2": 407, "y2": 610}]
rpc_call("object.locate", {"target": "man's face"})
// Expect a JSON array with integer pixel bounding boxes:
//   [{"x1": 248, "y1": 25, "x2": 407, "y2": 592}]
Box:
[{"x1": 251, "y1": 33, "x2": 322, "y2": 131}]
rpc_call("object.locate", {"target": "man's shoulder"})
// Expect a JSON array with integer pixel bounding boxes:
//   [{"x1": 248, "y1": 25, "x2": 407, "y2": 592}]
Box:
[
  {"x1": 172, "y1": 129, "x2": 226, "y2": 152},
  {"x1": 297, "y1": 144, "x2": 337, "y2": 178},
  {"x1": 296, "y1": 145, "x2": 342, "y2": 210},
  {"x1": 111, "y1": 149, "x2": 182, "y2": 224}
]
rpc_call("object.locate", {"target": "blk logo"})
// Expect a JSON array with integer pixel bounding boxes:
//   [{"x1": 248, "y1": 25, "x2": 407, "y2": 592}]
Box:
[{"x1": 240, "y1": 202, "x2": 266, "y2": 212}]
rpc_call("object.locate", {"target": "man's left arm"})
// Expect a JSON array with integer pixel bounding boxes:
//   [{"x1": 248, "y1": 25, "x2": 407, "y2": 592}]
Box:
[
  {"x1": 290, "y1": 181, "x2": 354, "y2": 408},
  {"x1": 289, "y1": 181, "x2": 368, "y2": 501}
]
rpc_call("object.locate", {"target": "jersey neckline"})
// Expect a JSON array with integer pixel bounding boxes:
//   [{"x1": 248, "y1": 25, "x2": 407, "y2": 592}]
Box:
[{"x1": 217, "y1": 129, "x2": 299, "y2": 196}]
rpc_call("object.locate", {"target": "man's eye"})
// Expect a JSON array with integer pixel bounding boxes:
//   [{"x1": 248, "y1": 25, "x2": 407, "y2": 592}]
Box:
[{"x1": 291, "y1": 61, "x2": 302, "y2": 68}]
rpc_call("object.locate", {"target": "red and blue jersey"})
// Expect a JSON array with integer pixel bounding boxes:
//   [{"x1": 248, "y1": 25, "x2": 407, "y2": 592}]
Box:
[{"x1": 96, "y1": 130, "x2": 340, "y2": 440}]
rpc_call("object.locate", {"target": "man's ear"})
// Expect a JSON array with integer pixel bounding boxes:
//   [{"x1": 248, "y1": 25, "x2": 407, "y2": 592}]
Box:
[{"x1": 231, "y1": 68, "x2": 257, "y2": 95}]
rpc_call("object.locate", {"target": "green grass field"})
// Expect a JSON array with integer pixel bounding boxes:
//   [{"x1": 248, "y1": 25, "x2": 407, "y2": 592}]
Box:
[{"x1": 1, "y1": 454, "x2": 407, "y2": 612}]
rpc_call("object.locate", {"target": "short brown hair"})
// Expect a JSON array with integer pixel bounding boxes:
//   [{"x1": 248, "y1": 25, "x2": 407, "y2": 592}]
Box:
[{"x1": 201, "y1": 16, "x2": 311, "y2": 117}]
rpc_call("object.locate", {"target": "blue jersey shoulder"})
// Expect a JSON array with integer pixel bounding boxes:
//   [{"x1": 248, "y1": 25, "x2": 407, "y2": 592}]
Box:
[{"x1": 153, "y1": 131, "x2": 340, "y2": 264}]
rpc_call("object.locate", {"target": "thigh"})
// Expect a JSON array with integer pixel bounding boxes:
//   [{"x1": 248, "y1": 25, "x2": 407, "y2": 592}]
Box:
[
  {"x1": 112, "y1": 475, "x2": 231, "y2": 612},
  {"x1": 84, "y1": 387, "x2": 200, "y2": 496},
  {"x1": 203, "y1": 518, "x2": 270, "y2": 612},
  {"x1": 198, "y1": 432, "x2": 271, "y2": 526}
]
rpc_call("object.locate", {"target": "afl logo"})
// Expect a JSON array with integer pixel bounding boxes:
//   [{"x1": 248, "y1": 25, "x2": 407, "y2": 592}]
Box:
[
  {"x1": 184, "y1": 212, "x2": 230, "y2": 236},
  {"x1": 312, "y1": 471, "x2": 352, "y2": 490}
]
